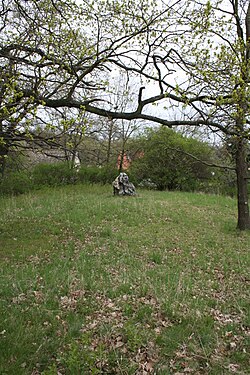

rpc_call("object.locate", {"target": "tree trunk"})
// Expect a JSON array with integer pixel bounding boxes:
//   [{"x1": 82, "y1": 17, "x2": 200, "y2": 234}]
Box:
[
  {"x1": 106, "y1": 120, "x2": 114, "y2": 164},
  {"x1": 0, "y1": 121, "x2": 8, "y2": 177},
  {"x1": 118, "y1": 149, "x2": 125, "y2": 173},
  {"x1": 0, "y1": 146, "x2": 8, "y2": 177},
  {"x1": 235, "y1": 137, "x2": 250, "y2": 230}
]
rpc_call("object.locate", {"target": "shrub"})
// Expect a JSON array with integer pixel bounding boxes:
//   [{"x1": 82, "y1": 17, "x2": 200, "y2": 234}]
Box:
[
  {"x1": 0, "y1": 171, "x2": 34, "y2": 195},
  {"x1": 78, "y1": 165, "x2": 118, "y2": 185},
  {"x1": 32, "y1": 162, "x2": 77, "y2": 187},
  {"x1": 129, "y1": 127, "x2": 214, "y2": 192},
  {"x1": 97, "y1": 165, "x2": 119, "y2": 184},
  {"x1": 0, "y1": 162, "x2": 119, "y2": 196}
]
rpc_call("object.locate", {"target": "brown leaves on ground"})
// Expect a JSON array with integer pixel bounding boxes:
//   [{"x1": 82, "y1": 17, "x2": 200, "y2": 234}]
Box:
[
  {"x1": 135, "y1": 343, "x2": 158, "y2": 374},
  {"x1": 60, "y1": 289, "x2": 86, "y2": 311},
  {"x1": 78, "y1": 292, "x2": 163, "y2": 374}
]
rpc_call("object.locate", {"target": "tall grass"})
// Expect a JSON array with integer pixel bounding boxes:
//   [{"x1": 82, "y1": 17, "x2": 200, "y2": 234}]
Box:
[{"x1": 0, "y1": 185, "x2": 249, "y2": 374}]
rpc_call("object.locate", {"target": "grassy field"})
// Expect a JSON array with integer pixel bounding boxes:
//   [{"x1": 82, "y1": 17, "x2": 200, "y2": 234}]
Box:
[{"x1": 0, "y1": 184, "x2": 249, "y2": 374}]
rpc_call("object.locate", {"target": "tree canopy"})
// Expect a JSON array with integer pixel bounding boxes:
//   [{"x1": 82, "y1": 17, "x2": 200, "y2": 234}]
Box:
[{"x1": 130, "y1": 127, "x2": 216, "y2": 192}]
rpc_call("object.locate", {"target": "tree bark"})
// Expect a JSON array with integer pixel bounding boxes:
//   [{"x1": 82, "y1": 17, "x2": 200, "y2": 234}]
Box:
[
  {"x1": 235, "y1": 136, "x2": 250, "y2": 230},
  {"x1": 106, "y1": 120, "x2": 114, "y2": 165},
  {"x1": 0, "y1": 121, "x2": 8, "y2": 177},
  {"x1": 118, "y1": 149, "x2": 125, "y2": 173},
  {"x1": 0, "y1": 144, "x2": 8, "y2": 177},
  {"x1": 245, "y1": 1, "x2": 250, "y2": 60},
  {"x1": 233, "y1": 1, "x2": 250, "y2": 230}
]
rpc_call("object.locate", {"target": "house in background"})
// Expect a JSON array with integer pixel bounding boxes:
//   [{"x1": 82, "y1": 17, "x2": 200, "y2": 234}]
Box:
[
  {"x1": 116, "y1": 150, "x2": 144, "y2": 171},
  {"x1": 116, "y1": 152, "x2": 131, "y2": 170}
]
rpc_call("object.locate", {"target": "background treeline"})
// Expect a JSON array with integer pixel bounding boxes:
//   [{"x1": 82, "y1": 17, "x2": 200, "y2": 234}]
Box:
[{"x1": 0, "y1": 127, "x2": 240, "y2": 197}]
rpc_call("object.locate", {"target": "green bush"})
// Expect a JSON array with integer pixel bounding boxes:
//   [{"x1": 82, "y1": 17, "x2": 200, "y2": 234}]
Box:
[
  {"x1": 0, "y1": 163, "x2": 77, "y2": 196},
  {"x1": 0, "y1": 162, "x2": 119, "y2": 196},
  {"x1": 0, "y1": 171, "x2": 34, "y2": 195},
  {"x1": 77, "y1": 166, "x2": 101, "y2": 184},
  {"x1": 130, "y1": 127, "x2": 214, "y2": 192},
  {"x1": 78, "y1": 165, "x2": 118, "y2": 184},
  {"x1": 32, "y1": 162, "x2": 77, "y2": 187},
  {"x1": 196, "y1": 168, "x2": 237, "y2": 196}
]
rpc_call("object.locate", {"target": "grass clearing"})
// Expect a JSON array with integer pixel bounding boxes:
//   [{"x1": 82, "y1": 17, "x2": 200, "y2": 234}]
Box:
[{"x1": 0, "y1": 185, "x2": 249, "y2": 374}]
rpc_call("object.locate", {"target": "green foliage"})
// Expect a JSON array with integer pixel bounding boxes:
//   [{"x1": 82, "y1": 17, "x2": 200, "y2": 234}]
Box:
[
  {"x1": 200, "y1": 167, "x2": 238, "y2": 197},
  {"x1": 2, "y1": 151, "x2": 28, "y2": 175},
  {"x1": 130, "y1": 127, "x2": 214, "y2": 192},
  {"x1": 0, "y1": 162, "x2": 119, "y2": 196},
  {"x1": 0, "y1": 171, "x2": 34, "y2": 195},
  {"x1": 32, "y1": 162, "x2": 77, "y2": 187},
  {"x1": 78, "y1": 165, "x2": 118, "y2": 185}
]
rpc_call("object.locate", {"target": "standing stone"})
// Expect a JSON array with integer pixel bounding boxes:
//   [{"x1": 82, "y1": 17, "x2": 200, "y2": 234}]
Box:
[{"x1": 112, "y1": 173, "x2": 136, "y2": 196}]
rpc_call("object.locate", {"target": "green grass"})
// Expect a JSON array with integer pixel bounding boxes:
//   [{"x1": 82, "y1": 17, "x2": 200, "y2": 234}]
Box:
[{"x1": 0, "y1": 185, "x2": 249, "y2": 374}]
